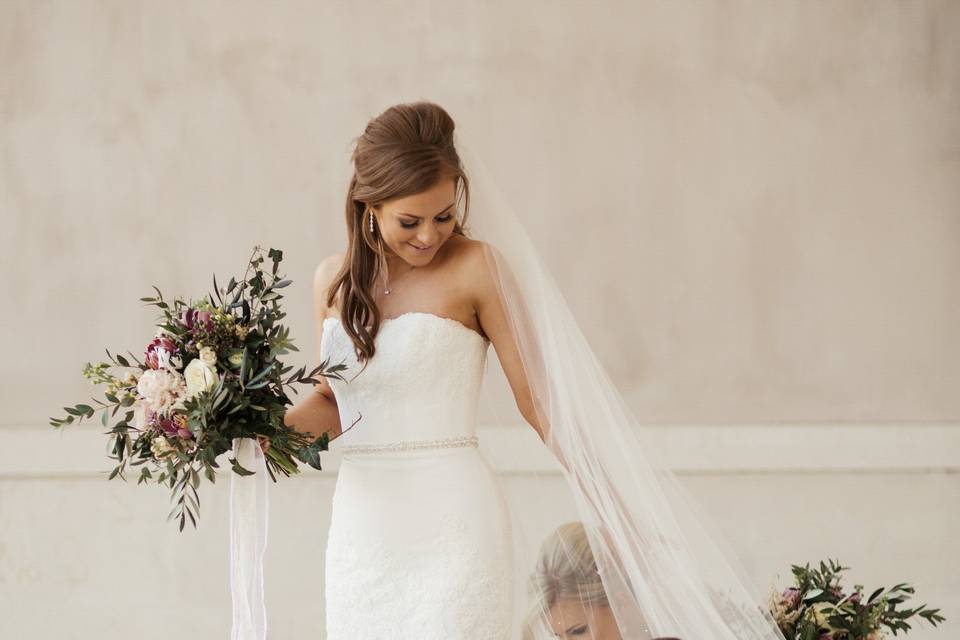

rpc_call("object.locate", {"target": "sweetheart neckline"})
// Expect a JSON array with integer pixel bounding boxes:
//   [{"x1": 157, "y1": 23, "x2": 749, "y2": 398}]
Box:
[{"x1": 323, "y1": 311, "x2": 489, "y2": 344}]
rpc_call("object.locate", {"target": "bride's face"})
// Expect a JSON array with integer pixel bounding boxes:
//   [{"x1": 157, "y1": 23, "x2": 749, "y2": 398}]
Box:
[
  {"x1": 372, "y1": 177, "x2": 458, "y2": 266},
  {"x1": 546, "y1": 599, "x2": 623, "y2": 639}
]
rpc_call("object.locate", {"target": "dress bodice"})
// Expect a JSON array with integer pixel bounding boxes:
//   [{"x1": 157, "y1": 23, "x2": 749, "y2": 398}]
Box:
[
  {"x1": 321, "y1": 312, "x2": 514, "y2": 639},
  {"x1": 320, "y1": 312, "x2": 490, "y2": 447}
]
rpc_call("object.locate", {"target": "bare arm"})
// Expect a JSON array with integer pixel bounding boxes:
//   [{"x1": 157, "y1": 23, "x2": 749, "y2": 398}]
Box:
[
  {"x1": 467, "y1": 240, "x2": 549, "y2": 444},
  {"x1": 468, "y1": 241, "x2": 654, "y2": 568},
  {"x1": 282, "y1": 253, "x2": 345, "y2": 442}
]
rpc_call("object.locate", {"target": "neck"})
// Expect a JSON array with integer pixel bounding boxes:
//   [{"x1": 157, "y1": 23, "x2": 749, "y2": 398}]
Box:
[{"x1": 382, "y1": 249, "x2": 414, "y2": 273}]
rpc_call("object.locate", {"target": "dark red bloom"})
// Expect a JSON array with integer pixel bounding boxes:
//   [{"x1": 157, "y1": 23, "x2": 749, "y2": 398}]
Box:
[
  {"x1": 145, "y1": 335, "x2": 178, "y2": 370},
  {"x1": 157, "y1": 415, "x2": 179, "y2": 437},
  {"x1": 181, "y1": 308, "x2": 213, "y2": 331}
]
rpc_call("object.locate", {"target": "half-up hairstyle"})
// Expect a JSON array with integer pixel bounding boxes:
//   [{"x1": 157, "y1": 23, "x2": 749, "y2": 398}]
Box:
[{"x1": 326, "y1": 101, "x2": 472, "y2": 366}]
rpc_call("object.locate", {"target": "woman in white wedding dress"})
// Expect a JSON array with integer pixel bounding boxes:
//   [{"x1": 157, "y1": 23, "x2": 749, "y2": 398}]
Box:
[
  {"x1": 316, "y1": 237, "x2": 518, "y2": 638},
  {"x1": 281, "y1": 103, "x2": 535, "y2": 638},
  {"x1": 267, "y1": 101, "x2": 788, "y2": 640}
]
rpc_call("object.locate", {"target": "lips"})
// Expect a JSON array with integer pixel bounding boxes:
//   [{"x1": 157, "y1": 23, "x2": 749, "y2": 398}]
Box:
[{"x1": 408, "y1": 242, "x2": 432, "y2": 251}]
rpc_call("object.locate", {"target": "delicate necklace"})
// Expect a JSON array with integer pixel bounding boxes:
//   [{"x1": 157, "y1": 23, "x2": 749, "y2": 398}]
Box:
[{"x1": 381, "y1": 261, "x2": 416, "y2": 295}]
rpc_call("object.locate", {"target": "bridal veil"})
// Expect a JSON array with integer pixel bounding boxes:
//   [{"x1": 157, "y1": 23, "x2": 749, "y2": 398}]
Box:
[
  {"x1": 459, "y1": 134, "x2": 786, "y2": 640},
  {"x1": 228, "y1": 126, "x2": 788, "y2": 640}
]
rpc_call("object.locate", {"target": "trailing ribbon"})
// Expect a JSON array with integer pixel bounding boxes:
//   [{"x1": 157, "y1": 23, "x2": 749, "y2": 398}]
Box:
[{"x1": 229, "y1": 436, "x2": 269, "y2": 639}]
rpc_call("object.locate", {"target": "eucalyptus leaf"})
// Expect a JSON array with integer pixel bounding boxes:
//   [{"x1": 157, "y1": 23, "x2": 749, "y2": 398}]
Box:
[{"x1": 231, "y1": 457, "x2": 255, "y2": 477}]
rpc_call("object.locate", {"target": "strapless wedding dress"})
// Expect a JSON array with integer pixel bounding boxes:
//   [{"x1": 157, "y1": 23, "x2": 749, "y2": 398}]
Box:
[{"x1": 320, "y1": 311, "x2": 514, "y2": 639}]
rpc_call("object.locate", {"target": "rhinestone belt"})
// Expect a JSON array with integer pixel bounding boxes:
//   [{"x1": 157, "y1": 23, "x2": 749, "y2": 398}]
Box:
[{"x1": 341, "y1": 435, "x2": 479, "y2": 455}]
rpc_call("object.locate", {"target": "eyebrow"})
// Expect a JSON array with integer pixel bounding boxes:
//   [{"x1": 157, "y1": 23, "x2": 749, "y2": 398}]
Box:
[{"x1": 396, "y1": 202, "x2": 456, "y2": 219}]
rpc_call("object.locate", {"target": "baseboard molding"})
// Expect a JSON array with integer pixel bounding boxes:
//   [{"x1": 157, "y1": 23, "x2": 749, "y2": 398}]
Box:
[{"x1": 2, "y1": 422, "x2": 957, "y2": 478}]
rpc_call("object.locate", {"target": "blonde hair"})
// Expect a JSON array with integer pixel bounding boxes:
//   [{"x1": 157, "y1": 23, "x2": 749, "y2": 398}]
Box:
[{"x1": 522, "y1": 521, "x2": 609, "y2": 639}]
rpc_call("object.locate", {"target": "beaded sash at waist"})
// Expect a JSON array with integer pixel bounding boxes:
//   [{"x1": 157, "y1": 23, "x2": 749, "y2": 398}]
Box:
[{"x1": 341, "y1": 435, "x2": 479, "y2": 455}]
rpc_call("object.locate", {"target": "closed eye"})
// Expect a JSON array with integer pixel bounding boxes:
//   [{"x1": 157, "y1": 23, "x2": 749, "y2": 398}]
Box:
[{"x1": 400, "y1": 213, "x2": 454, "y2": 229}]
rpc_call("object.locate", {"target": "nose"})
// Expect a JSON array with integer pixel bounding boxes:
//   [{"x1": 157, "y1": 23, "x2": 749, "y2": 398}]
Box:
[{"x1": 416, "y1": 226, "x2": 441, "y2": 247}]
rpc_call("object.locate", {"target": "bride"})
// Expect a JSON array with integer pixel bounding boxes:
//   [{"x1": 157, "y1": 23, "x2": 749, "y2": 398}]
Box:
[{"x1": 243, "y1": 101, "x2": 788, "y2": 640}]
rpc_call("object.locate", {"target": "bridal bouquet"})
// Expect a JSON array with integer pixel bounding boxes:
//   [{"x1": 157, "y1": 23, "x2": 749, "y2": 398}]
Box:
[
  {"x1": 50, "y1": 246, "x2": 350, "y2": 531},
  {"x1": 767, "y1": 558, "x2": 945, "y2": 639}
]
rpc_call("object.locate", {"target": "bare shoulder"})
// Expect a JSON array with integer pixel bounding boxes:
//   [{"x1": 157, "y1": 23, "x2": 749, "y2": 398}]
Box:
[
  {"x1": 315, "y1": 252, "x2": 345, "y2": 280},
  {"x1": 314, "y1": 252, "x2": 345, "y2": 320},
  {"x1": 441, "y1": 234, "x2": 490, "y2": 278},
  {"x1": 440, "y1": 235, "x2": 503, "y2": 310}
]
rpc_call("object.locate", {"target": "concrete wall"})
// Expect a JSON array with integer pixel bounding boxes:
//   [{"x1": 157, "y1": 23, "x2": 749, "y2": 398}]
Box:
[{"x1": 2, "y1": 2, "x2": 957, "y2": 638}]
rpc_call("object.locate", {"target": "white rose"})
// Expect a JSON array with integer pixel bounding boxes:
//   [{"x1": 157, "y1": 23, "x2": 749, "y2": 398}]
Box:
[
  {"x1": 199, "y1": 346, "x2": 218, "y2": 367},
  {"x1": 184, "y1": 358, "x2": 219, "y2": 398}
]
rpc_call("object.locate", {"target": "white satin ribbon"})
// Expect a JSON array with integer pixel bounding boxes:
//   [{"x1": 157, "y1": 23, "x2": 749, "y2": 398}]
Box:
[{"x1": 229, "y1": 436, "x2": 269, "y2": 640}]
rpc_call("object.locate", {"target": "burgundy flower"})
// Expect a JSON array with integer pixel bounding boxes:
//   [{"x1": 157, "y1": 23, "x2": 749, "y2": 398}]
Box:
[
  {"x1": 145, "y1": 335, "x2": 178, "y2": 370},
  {"x1": 157, "y1": 415, "x2": 179, "y2": 437},
  {"x1": 782, "y1": 587, "x2": 802, "y2": 608},
  {"x1": 157, "y1": 414, "x2": 193, "y2": 440},
  {"x1": 172, "y1": 413, "x2": 193, "y2": 440},
  {"x1": 181, "y1": 308, "x2": 213, "y2": 331}
]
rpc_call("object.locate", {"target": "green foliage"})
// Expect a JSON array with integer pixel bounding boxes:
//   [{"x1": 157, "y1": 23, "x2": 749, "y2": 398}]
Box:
[
  {"x1": 769, "y1": 558, "x2": 946, "y2": 639},
  {"x1": 50, "y1": 245, "x2": 356, "y2": 532}
]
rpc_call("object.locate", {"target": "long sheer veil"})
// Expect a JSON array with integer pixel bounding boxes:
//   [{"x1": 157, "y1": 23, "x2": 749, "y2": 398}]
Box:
[
  {"x1": 458, "y1": 133, "x2": 787, "y2": 640},
  {"x1": 227, "y1": 127, "x2": 789, "y2": 640}
]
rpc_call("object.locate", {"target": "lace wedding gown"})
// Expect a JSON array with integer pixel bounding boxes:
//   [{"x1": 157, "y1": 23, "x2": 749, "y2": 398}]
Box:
[{"x1": 320, "y1": 311, "x2": 515, "y2": 639}]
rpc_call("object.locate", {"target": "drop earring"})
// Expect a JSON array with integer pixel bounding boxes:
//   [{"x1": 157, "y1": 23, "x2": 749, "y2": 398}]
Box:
[{"x1": 370, "y1": 210, "x2": 389, "y2": 294}]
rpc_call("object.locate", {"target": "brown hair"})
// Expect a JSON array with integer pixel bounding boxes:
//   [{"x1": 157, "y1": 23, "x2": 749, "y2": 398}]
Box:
[{"x1": 325, "y1": 101, "x2": 472, "y2": 364}]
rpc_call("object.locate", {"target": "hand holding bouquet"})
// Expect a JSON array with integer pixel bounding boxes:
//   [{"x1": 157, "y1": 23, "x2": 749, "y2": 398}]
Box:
[{"x1": 50, "y1": 246, "x2": 352, "y2": 531}]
